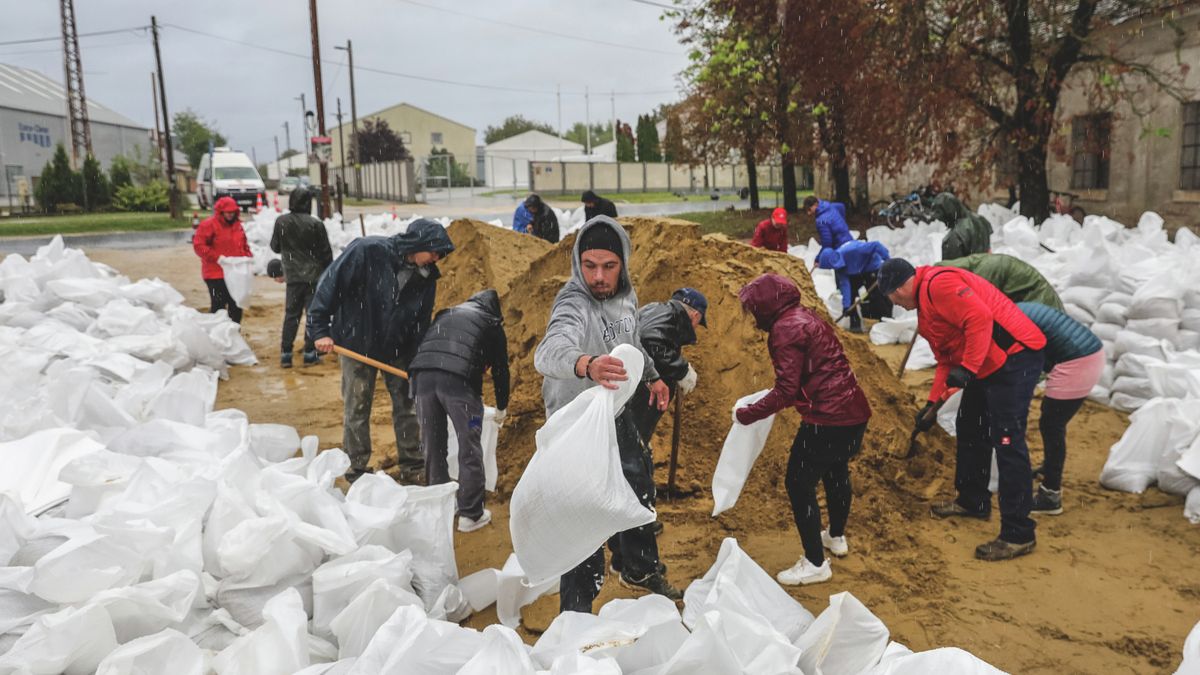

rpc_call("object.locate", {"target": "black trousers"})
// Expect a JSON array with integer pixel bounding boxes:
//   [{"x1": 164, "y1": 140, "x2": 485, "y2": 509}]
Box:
[
  {"x1": 785, "y1": 422, "x2": 866, "y2": 567},
  {"x1": 848, "y1": 271, "x2": 893, "y2": 320},
  {"x1": 560, "y1": 409, "x2": 660, "y2": 614},
  {"x1": 205, "y1": 278, "x2": 242, "y2": 324},
  {"x1": 281, "y1": 281, "x2": 316, "y2": 354},
  {"x1": 1038, "y1": 396, "x2": 1086, "y2": 492}
]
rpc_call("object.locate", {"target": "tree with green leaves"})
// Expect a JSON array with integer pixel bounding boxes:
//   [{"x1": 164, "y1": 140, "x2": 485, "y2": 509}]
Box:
[
  {"x1": 34, "y1": 144, "x2": 80, "y2": 213},
  {"x1": 564, "y1": 121, "x2": 613, "y2": 149},
  {"x1": 430, "y1": 147, "x2": 476, "y2": 187},
  {"x1": 349, "y1": 118, "x2": 409, "y2": 163},
  {"x1": 173, "y1": 110, "x2": 227, "y2": 171},
  {"x1": 616, "y1": 122, "x2": 636, "y2": 162},
  {"x1": 636, "y1": 115, "x2": 663, "y2": 162},
  {"x1": 81, "y1": 155, "x2": 111, "y2": 210},
  {"x1": 484, "y1": 115, "x2": 557, "y2": 144},
  {"x1": 127, "y1": 145, "x2": 163, "y2": 185},
  {"x1": 109, "y1": 155, "x2": 133, "y2": 190}
]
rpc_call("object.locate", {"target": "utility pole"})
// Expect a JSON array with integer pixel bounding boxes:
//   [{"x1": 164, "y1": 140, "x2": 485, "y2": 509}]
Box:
[
  {"x1": 334, "y1": 39, "x2": 359, "y2": 198},
  {"x1": 151, "y1": 16, "x2": 179, "y2": 219},
  {"x1": 283, "y1": 121, "x2": 292, "y2": 154},
  {"x1": 59, "y1": 0, "x2": 92, "y2": 168},
  {"x1": 307, "y1": 0, "x2": 331, "y2": 217},
  {"x1": 150, "y1": 72, "x2": 163, "y2": 166},
  {"x1": 611, "y1": 91, "x2": 616, "y2": 160},
  {"x1": 273, "y1": 135, "x2": 280, "y2": 181},
  {"x1": 557, "y1": 84, "x2": 563, "y2": 156},
  {"x1": 585, "y1": 86, "x2": 591, "y2": 155},
  {"x1": 335, "y1": 97, "x2": 345, "y2": 215},
  {"x1": 251, "y1": 146, "x2": 258, "y2": 171},
  {"x1": 296, "y1": 93, "x2": 308, "y2": 156}
]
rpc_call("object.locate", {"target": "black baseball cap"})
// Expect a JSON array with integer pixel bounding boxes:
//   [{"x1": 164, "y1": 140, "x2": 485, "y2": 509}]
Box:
[
  {"x1": 878, "y1": 258, "x2": 916, "y2": 295},
  {"x1": 672, "y1": 287, "x2": 708, "y2": 327}
]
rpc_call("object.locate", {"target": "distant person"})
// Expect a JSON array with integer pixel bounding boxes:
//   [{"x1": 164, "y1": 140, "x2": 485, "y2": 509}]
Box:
[
  {"x1": 937, "y1": 253, "x2": 1063, "y2": 311},
  {"x1": 751, "y1": 207, "x2": 790, "y2": 252},
  {"x1": 930, "y1": 193, "x2": 992, "y2": 260},
  {"x1": 512, "y1": 193, "x2": 559, "y2": 243},
  {"x1": 803, "y1": 195, "x2": 854, "y2": 252},
  {"x1": 409, "y1": 289, "x2": 510, "y2": 533},
  {"x1": 192, "y1": 196, "x2": 252, "y2": 324},
  {"x1": 816, "y1": 240, "x2": 892, "y2": 333},
  {"x1": 270, "y1": 186, "x2": 333, "y2": 368},
  {"x1": 307, "y1": 219, "x2": 455, "y2": 485},
  {"x1": 735, "y1": 273, "x2": 872, "y2": 586},
  {"x1": 581, "y1": 190, "x2": 618, "y2": 221},
  {"x1": 1016, "y1": 302, "x2": 1104, "y2": 516}
]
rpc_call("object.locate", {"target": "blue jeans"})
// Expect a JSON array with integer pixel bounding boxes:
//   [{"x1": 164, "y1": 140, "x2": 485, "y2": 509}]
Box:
[{"x1": 954, "y1": 349, "x2": 1044, "y2": 544}]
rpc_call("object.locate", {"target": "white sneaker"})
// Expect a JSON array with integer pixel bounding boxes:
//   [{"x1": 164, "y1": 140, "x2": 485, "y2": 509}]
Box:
[
  {"x1": 822, "y1": 529, "x2": 849, "y2": 557},
  {"x1": 776, "y1": 557, "x2": 832, "y2": 586},
  {"x1": 457, "y1": 509, "x2": 492, "y2": 533}
]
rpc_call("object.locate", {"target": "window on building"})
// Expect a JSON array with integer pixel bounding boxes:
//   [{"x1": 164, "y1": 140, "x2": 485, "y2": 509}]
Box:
[
  {"x1": 1182, "y1": 102, "x2": 1200, "y2": 190},
  {"x1": 1070, "y1": 113, "x2": 1111, "y2": 190},
  {"x1": 431, "y1": 132, "x2": 444, "y2": 145}
]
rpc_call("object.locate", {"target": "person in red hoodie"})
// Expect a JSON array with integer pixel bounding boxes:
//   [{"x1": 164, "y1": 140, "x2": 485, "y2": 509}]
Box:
[
  {"x1": 193, "y1": 196, "x2": 252, "y2": 323},
  {"x1": 750, "y1": 207, "x2": 789, "y2": 252},
  {"x1": 735, "y1": 273, "x2": 872, "y2": 586},
  {"x1": 880, "y1": 258, "x2": 1046, "y2": 561}
]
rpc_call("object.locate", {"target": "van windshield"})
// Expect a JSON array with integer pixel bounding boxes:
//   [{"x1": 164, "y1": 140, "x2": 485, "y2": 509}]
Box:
[{"x1": 214, "y1": 167, "x2": 260, "y2": 180}]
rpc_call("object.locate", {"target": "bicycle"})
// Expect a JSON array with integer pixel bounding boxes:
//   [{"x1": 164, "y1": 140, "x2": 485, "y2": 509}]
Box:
[
  {"x1": 1049, "y1": 189, "x2": 1086, "y2": 223},
  {"x1": 870, "y1": 185, "x2": 937, "y2": 229}
]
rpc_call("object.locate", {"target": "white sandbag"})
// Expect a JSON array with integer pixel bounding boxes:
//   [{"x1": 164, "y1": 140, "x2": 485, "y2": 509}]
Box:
[
  {"x1": 94, "y1": 628, "x2": 205, "y2": 675},
  {"x1": 32, "y1": 529, "x2": 167, "y2": 604},
  {"x1": 84, "y1": 570, "x2": 201, "y2": 643},
  {"x1": 1147, "y1": 363, "x2": 1200, "y2": 399},
  {"x1": 0, "y1": 428, "x2": 106, "y2": 515},
  {"x1": 457, "y1": 553, "x2": 556, "y2": 629},
  {"x1": 1177, "y1": 330, "x2": 1200, "y2": 352},
  {"x1": 311, "y1": 546, "x2": 415, "y2": 638},
  {"x1": 1129, "y1": 298, "x2": 1183, "y2": 321},
  {"x1": 214, "y1": 574, "x2": 312, "y2": 631},
  {"x1": 654, "y1": 607, "x2": 803, "y2": 675},
  {"x1": 530, "y1": 611, "x2": 648, "y2": 669},
  {"x1": 212, "y1": 588, "x2": 309, "y2": 675},
  {"x1": 1090, "y1": 322, "x2": 1122, "y2": 343},
  {"x1": 712, "y1": 390, "x2": 776, "y2": 516},
  {"x1": 1088, "y1": 386, "x2": 1111, "y2": 404},
  {"x1": 342, "y1": 476, "x2": 461, "y2": 608},
  {"x1": 596, "y1": 595, "x2": 690, "y2": 673},
  {"x1": 1114, "y1": 331, "x2": 1167, "y2": 361},
  {"x1": 1185, "y1": 488, "x2": 1200, "y2": 526},
  {"x1": 510, "y1": 343, "x2": 655, "y2": 586},
  {"x1": 1059, "y1": 287, "x2": 1108, "y2": 317},
  {"x1": 869, "y1": 316, "x2": 916, "y2": 345},
  {"x1": 1106, "y1": 291, "x2": 1135, "y2": 307},
  {"x1": 1062, "y1": 302, "x2": 1094, "y2": 325},
  {"x1": 795, "y1": 591, "x2": 890, "y2": 675},
  {"x1": 682, "y1": 538, "x2": 814, "y2": 642},
  {"x1": 1125, "y1": 318, "x2": 1180, "y2": 343},
  {"x1": 1109, "y1": 392, "x2": 1150, "y2": 413},
  {"x1": 866, "y1": 647, "x2": 1006, "y2": 675},
  {"x1": 329, "y1": 578, "x2": 424, "y2": 658},
  {"x1": 447, "y1": 406, "x2": 499, "y2": 491},
  {"x1": 218, "y1": 256, "x2": 255, "y2": 309},
  {"x1": 1095, "y1": 303, "x2": 1129, "y2": 326},
  {"x1": 1183, "y1": 309, "x2": 1200, "y2": 333},
  {"x1": 936, "y1": 390, "x2": 962, "y2": 437},
  {"x1": 347, "y1": 605, "x2": 483, "y2": 674},
  {"x1": 1101, "y1": 399, "x2": 1200, "y2": 493},
  {"x1": 904, "y1": 336, "x2": 937, "y2": 371},
  {"x1": 1111, "y1": 376, "x2": 1154, "y2": 400},
  {"x1": 248, "y1": 423, "x2": 302, "y2": 463},
  {"x1": 457, "y1": 624, "x2": 537, "y2": 675},
  {"x1": 0, "y1": 604, "x2": 118, "y2": 675}
]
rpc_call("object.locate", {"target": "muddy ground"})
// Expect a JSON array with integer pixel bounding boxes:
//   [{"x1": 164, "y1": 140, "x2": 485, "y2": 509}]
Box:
[{"x1": 86, "y1": 221, "x2": 1199, "y2": 674}]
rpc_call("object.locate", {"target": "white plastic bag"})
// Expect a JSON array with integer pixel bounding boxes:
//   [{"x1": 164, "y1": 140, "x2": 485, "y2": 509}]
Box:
[
  {"x1": 0, "y1": 604, "x2": 118, "y2": 675},
  {"x1": 218, "y1": 256, "x2": 255, "y2": 309},
  {"x1": 865, "y1": 647, "x2": 1006, "y2": 675},
  {"x1": 212, "y1": 588, "x2": 309, "y2": 675},
  {"x1": 1100, "y1": 399, "x2": 1200, "y2": 493},
  {"x1": 795, "y1": 592, "x2": 891, "y2": 675},
  {"x1": 654, "y1": 608, "x2": 803, "y2": 675},
  {"x1": 311, "y1": 546, "x2": 415, "y2": 638},
  {"x1": 329, "y1": 578, "x2": 424, "y2": 658},
  {"x1": 458, "y1": 553, "x2": 556, "y2": 629},
  {"x1": 510, "y1": 343, "x2": 655, "y2": 586},
  {"x1": 94, "y1": 628, "x2": 205, "y2": 675},
  {"x1": 447, "y1": 406, "x2": 500, "y2": 491},
  {"x1": 347, "y1": 605, "x2": 483, "y2": 674},
  {"x1": 712, "y1": 390, "x2": 776, "y2": 516},
  {"x1": 457, "y1": 624, "x2": 537, "y2": 675}
]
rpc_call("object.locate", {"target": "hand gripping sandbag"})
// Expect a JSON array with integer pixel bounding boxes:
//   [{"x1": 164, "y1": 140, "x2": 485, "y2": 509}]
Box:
[
  {"x1": 712, "y1": 390, "x2": 776, "y2": 517},
  {"x1": 509, "y1": 343, "x2": 655, "y2": 587},
  {"x1": 217, "y1": 256, "x2": 255, "y2": 309}
]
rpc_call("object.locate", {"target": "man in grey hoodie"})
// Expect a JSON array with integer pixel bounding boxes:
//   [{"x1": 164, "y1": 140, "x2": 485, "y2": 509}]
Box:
[{"x1": 534, "y1": 216, "x2": 681, "y2": 613}]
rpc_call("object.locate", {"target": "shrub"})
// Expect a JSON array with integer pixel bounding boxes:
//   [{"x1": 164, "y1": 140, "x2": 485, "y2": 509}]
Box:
[{"x1": 113, "y1": 181, "x2": 170, "y2": 212}]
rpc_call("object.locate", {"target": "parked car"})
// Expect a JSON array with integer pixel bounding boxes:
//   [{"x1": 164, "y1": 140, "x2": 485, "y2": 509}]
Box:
[
  {"x1": 197, "y1": 148, "x2": 266, "y2": 212},
  {"x1": 278, "y1": 175, "x2": 310, "y2": 195}
]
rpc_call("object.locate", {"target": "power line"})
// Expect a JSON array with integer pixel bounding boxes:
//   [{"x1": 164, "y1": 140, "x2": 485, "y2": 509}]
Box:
[
  {"x1": 0, "y1": 25, "x2": 148, "y2": 47},
  {"x1": 629, "y1": 0, "x2": 678, "y2": 9},
  {"x1": 396, "y1": 0, "x2": 682, "y2": 56}
]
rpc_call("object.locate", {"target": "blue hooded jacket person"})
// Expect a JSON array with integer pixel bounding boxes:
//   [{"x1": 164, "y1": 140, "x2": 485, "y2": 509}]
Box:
[
  {"x1": 817, "y1": 241, "x2": 891, "y2": 311},
  {"x1": 810, "y1": 198, "x2": 854, "y2": 251}
]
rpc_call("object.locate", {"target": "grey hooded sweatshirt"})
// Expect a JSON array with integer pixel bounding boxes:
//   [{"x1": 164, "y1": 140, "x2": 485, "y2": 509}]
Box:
[{"x1": 535, "y1": 216, "x2": 659, "y2": 417}]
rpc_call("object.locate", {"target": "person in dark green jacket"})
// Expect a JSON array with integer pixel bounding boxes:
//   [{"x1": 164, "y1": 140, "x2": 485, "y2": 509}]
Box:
[
  {"x1": 937, "y1": 253, "x2": 1064, "y2": 311},
  {"x1": 270, "y1": 187, "x2": 333, "y2": 367},
  {"x1": 932, "y1": 193, "x2": 992, "y2": 260},
  {"x1": 1017, "y1": 303, "x2": 1105, "y2": 516}
]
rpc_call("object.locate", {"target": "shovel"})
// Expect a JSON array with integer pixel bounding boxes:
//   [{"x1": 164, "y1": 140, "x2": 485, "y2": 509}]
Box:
[
  {"x1": 666, "y1": 392, "x2": 683, "y2": 501},
  {"x1": 834, "y1": 280, "x2": 879, "y2": 325},
  {"x1": 900, "y1": 392, "x2": 953, "y2": 459},
  {"x1": 331, "y1": 344, "x2": 409, "y2": 380}
]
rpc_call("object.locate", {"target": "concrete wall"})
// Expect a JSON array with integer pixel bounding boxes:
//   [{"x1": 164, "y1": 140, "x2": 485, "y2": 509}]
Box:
[
  {"x1": 530, "y1": 160, "x2": 811, "y2": 194},
  {"x1": 330, "y1": 158, "x2": 416, "y2": 203},
  {"x1": 329, "y1": 104, "x2": 475, "y2": 178}
]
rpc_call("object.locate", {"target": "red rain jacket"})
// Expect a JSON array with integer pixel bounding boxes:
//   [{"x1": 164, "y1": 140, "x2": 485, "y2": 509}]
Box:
[
  {"x1": 914, "y1": 266, "x2": 1047, "y2": 402},
  {"x1": 736, "y1": 274, "x2": 872, "y2": 427},
  {"x1": 193, "y1": 196, "x2": 252, "y2": 280},
  {"x1": 750, "y1": 219, "x2": 789, "y2": 253}
]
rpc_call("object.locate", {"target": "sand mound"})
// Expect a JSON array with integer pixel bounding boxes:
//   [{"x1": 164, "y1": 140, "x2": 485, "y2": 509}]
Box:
[
  {"x1": 438, "y1": 220, "x2": 554, "y2": 307},
  {"x1": 435, "y1": 218, "x2": 957, "y2": 563}
]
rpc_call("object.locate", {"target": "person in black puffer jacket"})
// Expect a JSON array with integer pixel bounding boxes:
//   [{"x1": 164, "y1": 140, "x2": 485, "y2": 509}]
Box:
[
  {"x1": 627, "y1": 288, "x2": 707, "y2": 443},
  {"x1": 270, "y1": 187, "x2": 333, "y2": 367},
  {"x1": 525, "y1": 194, "x2": 560, "y2": 243},
  {"x1": 409, "y1": 289, "x2": 510, "y2": 533}
]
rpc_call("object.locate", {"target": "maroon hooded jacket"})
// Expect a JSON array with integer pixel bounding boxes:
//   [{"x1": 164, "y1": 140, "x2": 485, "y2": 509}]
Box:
[{"x1": 736, "y1": 274, "x2": 872, "y2": 426}]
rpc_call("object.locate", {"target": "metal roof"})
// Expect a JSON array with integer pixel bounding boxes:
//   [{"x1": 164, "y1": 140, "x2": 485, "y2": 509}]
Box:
[{"x1": 0, "y1": 63, "x2": 147, "y2": 129}]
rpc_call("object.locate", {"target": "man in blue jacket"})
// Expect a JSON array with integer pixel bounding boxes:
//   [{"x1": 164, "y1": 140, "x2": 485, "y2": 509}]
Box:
[
  {"x1": 308, "y1": 219, "x2": 455, "y2": 484},
  {"x1": 817, "y1": 240, "x2": 892, "y2": 333},
  {"x1": 804, "y1": 195, "x2": 854, "y2": 252}
]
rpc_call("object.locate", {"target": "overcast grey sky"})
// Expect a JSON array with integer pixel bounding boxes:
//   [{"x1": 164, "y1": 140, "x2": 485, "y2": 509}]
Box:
[{"x1": 0, "y1": 0, "x2": 689, "y2": 159}]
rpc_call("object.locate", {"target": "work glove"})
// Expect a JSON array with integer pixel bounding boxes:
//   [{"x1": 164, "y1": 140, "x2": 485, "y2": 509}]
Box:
[
  {"x1": 678, "y1": 364, "x2": 698, "y2": 396},
  {"x1": 914, "y1": 402, "x2": 938, "y2": 433},
  {"x1": 946, "y1": 365, "x2": 975, "y2": 390},
  {"x1": 734, "y1": 407, "x2": 754, "y2": 426},
  {"x1": 494, "y1": 409, "x2": 507, "y2": 426}
]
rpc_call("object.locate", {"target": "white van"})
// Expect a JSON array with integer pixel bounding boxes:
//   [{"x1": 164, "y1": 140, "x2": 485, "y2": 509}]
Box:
[{"x1": 197, "y1": 148, "x2": 266, "y2": 211}]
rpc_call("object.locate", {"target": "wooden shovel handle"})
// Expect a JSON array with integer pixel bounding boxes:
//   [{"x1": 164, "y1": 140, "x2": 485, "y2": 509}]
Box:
[{"x1": 332, "y1": 345, "x2": 409, "y2": 379}]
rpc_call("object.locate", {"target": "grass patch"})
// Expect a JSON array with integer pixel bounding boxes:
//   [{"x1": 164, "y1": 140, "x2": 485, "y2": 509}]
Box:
[
  {"x1": 0, "y1": 212, "x2": 185, "y2": 238},
  {"x1": 483, "y1": 189, "x2": 795, "y2": 204},
  {"x1": 342, "y1": 197, "x2": 386, "y2": 207},
  {"x1": 674, "y1": 201, "x2": 820, "y2": 244}
]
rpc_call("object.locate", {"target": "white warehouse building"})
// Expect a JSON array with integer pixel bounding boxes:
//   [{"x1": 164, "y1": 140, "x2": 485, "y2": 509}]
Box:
[{"x1": 483, "y1": 130, "x2": 582, "y2": 189}]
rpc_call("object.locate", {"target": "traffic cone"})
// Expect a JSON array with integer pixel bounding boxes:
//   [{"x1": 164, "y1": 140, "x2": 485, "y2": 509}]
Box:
[
  {"x1": 391, "y1": 205, "x2": 397, "y2": 221},
  {"x1": 190, "y1": 211, "x2": 200, "y2": 230},
  {"x1": 255, "y1": 193, "x2": 263, "y2": 214},
  {"x1": 273, "y1": 194, "x2": 280, "y2": 211}
]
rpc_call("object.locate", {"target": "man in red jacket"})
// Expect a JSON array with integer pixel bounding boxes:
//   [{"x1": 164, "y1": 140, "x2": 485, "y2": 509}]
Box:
[
  {"x1": 880, "y1": 258, "x2": 1046, "y2": 561},
  {"x1": 193, "y1": 196, "x2": 252, "y2": 323},
  {"x1": 750, "y1": 207, "x2": 789, "y2": 252},
  {"x1": 735, "y1": 273, "x2": 871, "y2": 585}
]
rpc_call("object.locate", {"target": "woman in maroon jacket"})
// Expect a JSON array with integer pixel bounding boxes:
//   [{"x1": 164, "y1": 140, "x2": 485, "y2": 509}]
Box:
[
  {"x1": 735, "y1": 273, "x2": 872, "y2": 586},
  {"x1": 193, "y1": 196, "x2": 252, "y2": 323}
]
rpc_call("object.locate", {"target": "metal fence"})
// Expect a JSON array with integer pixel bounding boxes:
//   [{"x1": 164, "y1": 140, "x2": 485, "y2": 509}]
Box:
[
  {"x1": 528, "y1": 161, "x2": 814, "y2": 195},
  {"x1": 330, "y1": 158, "x2": 417, "y2": 203}
]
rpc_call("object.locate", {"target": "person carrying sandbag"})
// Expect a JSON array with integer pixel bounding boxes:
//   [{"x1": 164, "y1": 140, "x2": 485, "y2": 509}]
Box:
[
  {"x1": 734, "y1": 273, "x2": 872, "y2": 586},
  {"x1": 270, "y1": 186, "x2": 333, "y2": 368},
  {"x1": 882, "y1": 258, "x2": 1046, "y2": 561},
  {"x1": 307, "y1": 218, "x2": 455, "y2": 485},
  {"x1": 1017, "y1": 302, "x2": 1105, "y2": 515},
  {"x1": 192, "y1": 196, "x2": 252, "y2": 323},
  {"x1": 534, "y1": 215, "x2": 680, "y2": 612},
  {"x1": 408, "y1": 289, "x2": 510, "y2": 533},
  {"x1": 937, "y1": 253, "x2": 1064, "y2": 311}
]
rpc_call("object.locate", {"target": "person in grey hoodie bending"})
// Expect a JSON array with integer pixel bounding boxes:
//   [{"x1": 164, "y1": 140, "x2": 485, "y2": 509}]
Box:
[{"x1": 534, "y1": 216, "x2": 681, "y2": 612}]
